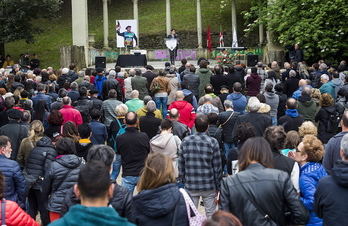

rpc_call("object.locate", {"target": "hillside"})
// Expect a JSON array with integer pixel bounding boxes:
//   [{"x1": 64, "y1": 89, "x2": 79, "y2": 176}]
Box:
[{"x1": 5, "y1": 0, "x2": 253, "y2": 68}]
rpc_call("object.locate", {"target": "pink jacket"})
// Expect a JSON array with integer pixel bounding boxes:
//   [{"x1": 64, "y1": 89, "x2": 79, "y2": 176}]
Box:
[{"x1": 59, "y1": 105, "x2": 83, "y2": 126}]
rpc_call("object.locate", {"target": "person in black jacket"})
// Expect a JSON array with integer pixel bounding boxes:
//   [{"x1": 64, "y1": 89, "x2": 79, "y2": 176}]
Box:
[
  {"x1": 25, "y1": 136, "x2": 57, "y2": 226},
  {"x1": 60, "y1": 145, "x2": 132, "y2": 221},
  {"x1": 314, "y1": 133, "x2": 348, "y2": 225},
  {"x1": 132, "y1": 153, "x2": 189, "y2": 226},
  {"x1": 139, "y1": 101, "x2": 161, "y2": 140},
  {"x1": 102, "y1": 70, "x2": 122, "y2": 101},
  {"x1": 210, "y1": 65, "x2": 228, "y2": 96},
  {"x1": 219, "y1": 100, "x2": 240, "y2": 151},
  {"x1": 41, "y1": 138, "x2": 83, "y2": 223},
  {"x1": 219, "y1": 137, "x2": 309, "y2": 226}
]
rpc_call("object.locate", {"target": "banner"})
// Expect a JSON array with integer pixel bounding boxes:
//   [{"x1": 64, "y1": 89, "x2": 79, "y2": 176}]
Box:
[
  {"x1": 232, "y1": 25, "x2": 238, "y2": 47},
  {"x1": 207, "y1": 26, "x2": 212, "y2": 52},
  {"x1": 116, "y1": 20, "x2": 138, "y2": 48},
  {"x1": 218, "y1": 32, "x2": 224, "y2": 47}
]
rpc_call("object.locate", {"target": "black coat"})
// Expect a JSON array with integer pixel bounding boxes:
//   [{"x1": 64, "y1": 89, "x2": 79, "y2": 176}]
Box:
[
  {"x1": 210, "y1": 74, "x2": 228, "y2": 96},
  {"x1": 283, "y1": 77, "x2": 299, "y2": 97},
  {"x1": 139, "y1": 112, "x2": 161, "y2": 140},
  {"x1": 315, "y1": 105, "x2": 336, "y2": 144},
  {"x1": 41, "y1": 154, "x2": 83, "y2": 212},
  {"x1": 219, "y1": 110, "x2": 240, "y2": 143},
  {"x1": 102, "y1": 77, "x2": 122, "y2": 101},
  {"x1": 314, "y1": 160, "x2": 348, "y2": 225},
  {"x1": 60, "y1": 182, "x2": 133, "y2": 221},
  {"x1": 278, "y1": 114, "x2": 305, "y2": 132},
  {"x1": 132, "y1": 184, "x2": 189, "y2": 226},
  {"x1": 25, "y1": 137, "x2": 57, "y2": 190},
  {"x1": 219, "y1": 163, "x2": 309, "y2": 226},
  {"x1": 226, "y1": 72, "x2": 245, "y2": 92}
]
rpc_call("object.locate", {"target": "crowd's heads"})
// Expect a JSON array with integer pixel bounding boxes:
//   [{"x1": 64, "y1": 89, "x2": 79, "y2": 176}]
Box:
[
  {"x1": 236, "y1": 122, "x2": 256, "y2": 143},
  {"x1": 160, "y1": 119, "x2": 173, "y2": 131},
  {"x1": 87, "y1": 145, "x2": 115, "y2": 167},
  {"x1": 264, "y1": 126, "x2": 286, "y2": 151},
  {"x1": 286, "y1": 98, "x2": 297, "y2": 110},
  {"x1": 146, "y1": 100, "x2": 156, "y2": 113},
  {"x1": 62, "y1": 68, "x2": 69, "y2": 74},
  {"x1": 233, "y1": 82, "x2": 242, "y2": 93},
  {"x1": 320, "y1": 93, "x2": 334, "y2": 107},
  {"x1": 125, "y1": 111, "x2": 137, "y2": 126},
  {"x1": 204, "y1": 84, "x2": 214, "y2": 94},
  {"x1": 56, "y1": 137, "x2": 76, "y2": 155},
  {"x1": 301, "y1": 86, "x2": 311, "y2": 97},
  {"x1": 289, "y1": 70, "x2": 297, "y2": 78},
  {"x1": 108, "y1": 89, "x2": 117, "y2": 98},
  {"x1": 247, "y1": 97, "x2": 261, "y2": 112},
  {"x1": 78, "y1": 123, "x2": 91, "y2": 139},
  {"x1": 0, "y1": 136, "x2": 11, "y2": 159},
  {"x1": 115, "y1": 104, "x2": 128, "y2": 117},
  {"x1": 207, "y1": 113, "x2": 219, "y2": 125},
  {"x1": 285, "y1": 131, "x2": 302, "y2": 150},
  {"x1": 340, "y1": 133, "x2": 348, "y2": 160},
  {"x1": 109, "y1": 70, "x2": 116, "y2": 77},
  {"x1": 297, "y1": 135, "x2": 324, "y2": 162},
  {"x1": 169, "y1": 108, "x2": 179, "y2": 120},
  {"x1": 204, "y1": 210, "x2": 242, "y2": 226},
  {"x1": 223, "y1": 99, "x2": 233, "y2": 109},
  {"x1": 298, "y1": 121, "x2": 318, "y2": 137},
  {"x1": 195, "y1": 114, "x2": 209, "y2": 132},
  {"x1": 131, "y1": 90, "x2": 139, "y2": 99},
  {"x1": 175, "y1": 91, "x2": 184, "y2": 100},
  {"x1": 203, "y1": 94, "x2": 213, "y2": 103},
  {"x1": 47, "y1": 110, "x2": 64, "y2": 126}
]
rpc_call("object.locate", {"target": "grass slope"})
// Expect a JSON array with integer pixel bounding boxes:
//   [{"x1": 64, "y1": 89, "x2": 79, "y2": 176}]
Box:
[{"x1": 5, "y1": 0, "x2": 251, "y2": 68}]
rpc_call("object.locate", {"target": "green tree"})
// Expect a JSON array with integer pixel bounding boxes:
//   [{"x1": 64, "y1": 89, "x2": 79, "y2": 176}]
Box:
[
  {"x1": 243, "y1": 0, "x2": 348, "y2": 62},
  {"x1": 0, "y1": 0, "x2": 63, "y2": 54}
]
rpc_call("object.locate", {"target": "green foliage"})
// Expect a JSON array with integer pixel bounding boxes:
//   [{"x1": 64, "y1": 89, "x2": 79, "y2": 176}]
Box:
[
  {"x1": 243, "y1": 0, "x2": 348, "y2": 62},
  {"x1": 0, "y1": 0, "x2": 63, "y2": 44}
]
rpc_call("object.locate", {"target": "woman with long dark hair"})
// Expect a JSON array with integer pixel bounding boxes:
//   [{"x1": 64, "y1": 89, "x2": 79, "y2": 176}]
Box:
[
  {"x1": 219, "y1": 137, "x2": 309, "y2": 225},
  {"x1": 33, "y1": 99, "x2": 49, "y2": 128}
]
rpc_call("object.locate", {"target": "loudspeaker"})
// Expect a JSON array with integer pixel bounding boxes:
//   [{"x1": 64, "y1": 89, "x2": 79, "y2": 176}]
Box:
[
  {"x1": 247, "y1": 55, "x2": 259, "y2": 67},
  {"x1": 95, "y1": 57, "x2": 106, "y2": 69}
]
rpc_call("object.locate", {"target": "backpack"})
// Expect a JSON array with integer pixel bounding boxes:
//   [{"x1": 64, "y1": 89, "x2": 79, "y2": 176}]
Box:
[
  {"x1": 311, "y1": 72, "x2": 322, "y2": 88},
  {"x1": 109, "y1": 119, "x2": 127, "y2": 154},
  {"x1": 183, "y1": 93, "x2": 194, "y2": 106},
  {"x1": 326, "y1": 109, "x2": 342, "y2": 133}
]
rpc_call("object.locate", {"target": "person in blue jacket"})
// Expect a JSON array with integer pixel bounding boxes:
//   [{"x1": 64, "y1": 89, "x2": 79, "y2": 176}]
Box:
[
  {"x1": 295, "y1": 135, "x2": 327, "y2": 226},
  {"x1": 94, "y1": 67, "x2": 106, "y2": 99}
]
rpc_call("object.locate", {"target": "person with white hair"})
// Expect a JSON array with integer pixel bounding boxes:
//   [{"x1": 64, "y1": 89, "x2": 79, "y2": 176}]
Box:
[
  {"x1": 139, "y1": 100, "x2": 162, "y2": 140},
  {"x1": 283, "y1": 70, "x2": 299, "y2": 97},
  {"x1": 102, "y1": 70, "x2": 122, "y2": 101},
  {"x1": 124, "y1": 69, "x2": 135, "y2": 101},
  {"x1": 232, "y1": 97, "x2": 272, "y2": 145},
  {"x1": 57, "y1": 68, "x2": 72, "y2": 88},
  {"x1": 319, "y1": 73, "x2": 336, "y2": 99}
]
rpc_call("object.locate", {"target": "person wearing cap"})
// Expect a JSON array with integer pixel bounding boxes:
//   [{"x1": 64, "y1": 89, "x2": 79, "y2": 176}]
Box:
[
  {"x1": 30, "y1": 53, "x2": 40, "y2": 70},
  {"x1": 117, "y1": 25, "x2": 138, "y2": 48},
  {"x1": 90, "y1": 89, "x2": 103, "y2": 109},
  {"x1": 218, "y1": 85, "x2": 229, "y2": 107},
  {"x1": 0, "y1": 108, "x2": 28, "y2": 161},
  {"x1": 19, "y1": 52, "x2": 31, "y2": 71}
]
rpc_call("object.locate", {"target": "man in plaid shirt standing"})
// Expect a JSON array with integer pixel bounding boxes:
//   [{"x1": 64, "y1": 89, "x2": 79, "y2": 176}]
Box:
[{"x1": 178, "y1": 114, "x2": 222, "y2": 217}]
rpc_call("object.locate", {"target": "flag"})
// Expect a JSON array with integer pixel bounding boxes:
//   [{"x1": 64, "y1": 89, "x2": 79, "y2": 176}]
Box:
[
  {"x1": 219, "y1": 32, "x2": 224, "y2": 47},
  {"x1": 232, "y1": 25, "x2": 238, "y2": 47},
  {"x1": 207, "y1": 26, "x2": 212, "y2": 52}
]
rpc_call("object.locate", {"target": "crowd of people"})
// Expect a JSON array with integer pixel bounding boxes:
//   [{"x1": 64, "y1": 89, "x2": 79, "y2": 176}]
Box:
[{"x1": 0, "y1": 57, "x2": 347, "y2": 226}]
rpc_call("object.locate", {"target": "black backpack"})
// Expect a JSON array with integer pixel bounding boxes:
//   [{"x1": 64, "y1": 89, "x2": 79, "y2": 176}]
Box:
[
  {"x1": 183, "y1": 93, "x2": 194, "y2": 106},
  {"x1": 326, "y1": 109, "x2": 342, "y2": 133}
]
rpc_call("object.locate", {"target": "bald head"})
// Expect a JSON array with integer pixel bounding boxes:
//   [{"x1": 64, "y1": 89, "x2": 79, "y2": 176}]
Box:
[
  {"x1": 131, "y1": 90, "x2": 139, "y2": 98},
  {"x1": 185, "y1": 63, "x2": 191, "y2": 68},
  {"x1": 299, "y1": 79, "x2": 306, "y2": 87},
  {"x1": 203, "y1": 94, "x2": 213, "y2": 103},
  {"x1": 169, "y1": 108, "x2": 180, "y2": 120},
  {"x1": 286, "y1": 98, "x2": 297, "y2": 109},
  {"x1": 176, "y1": 91, "x2": 184, "y2": 100}
]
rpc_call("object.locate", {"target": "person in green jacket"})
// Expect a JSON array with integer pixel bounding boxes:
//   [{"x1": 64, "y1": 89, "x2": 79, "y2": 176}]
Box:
[
  {"x1": 49, "y1": 161, "x2": 135, "y2": 226},
  {"x1": 196, "y1": 59, "x2": 213, "y2": 98}
]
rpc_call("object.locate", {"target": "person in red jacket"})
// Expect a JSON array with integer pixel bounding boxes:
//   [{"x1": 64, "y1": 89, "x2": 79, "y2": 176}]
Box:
[
  {"x1": 59, "y1": 97, "x2": 83, "y2": 126},
  {"x1": 0, "y1": 170, "x2": 39, "y2": 226},
  {"x1": 168, "y1": 91, "x2": 196, "y2": 129}
]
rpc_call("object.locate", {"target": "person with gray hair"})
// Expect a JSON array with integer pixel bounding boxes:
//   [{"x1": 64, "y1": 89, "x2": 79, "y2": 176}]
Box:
[
  {"x1": 319, "y1": 73, "x2": 336, "y2": 99},
  {"x1": 124, "y1": 69, "x2": 134, "y2": 101},
  {"x1": 219, "y1": 99, "x2": 241, "y2": 157},
  {"x1": 232, "y1": 96, "x2": 272, "y2": 145},
  {"x1": 74, "y1": 71, "x2": 85, "y2": 85},
  {"x1": 196, "y1": 94, "x2": 219, "y2": 115},
  {"x1": 136, "y1": 95, "x2": 162, "y2": 119},
  {"x1": 21, "y1": 110, "x2": 31, "y2": 129},
  {"x1": 314, "y1": 132, "x2": 348, "y2": 225},
  {"x1": 297, "y1": 86, "x2": 318, "y2": 123},
  {"x1": 102, "y1": 69, "x2": 122, "y2": 101},
  {"x1": 59, "y1": 96, "x2": 83, "y2": 126},
  {"x1": 31, "y1": 83, "x2": 52, "y2": 111},
  {"x1": 139, "y1": 100, "x2": 162, "y2": 140},
  {"x1": 125, "y1": 90, "x2": 143, "y2": 112},
  {"x1": 284, "y1": 70, "x2": 300, "y2": 97},
  {"x1": 67, "y1": 81, "x2": 80, "y2": 103},
  {"x1": 57, "y1": 68, "x2": 72, "y2": 88}
]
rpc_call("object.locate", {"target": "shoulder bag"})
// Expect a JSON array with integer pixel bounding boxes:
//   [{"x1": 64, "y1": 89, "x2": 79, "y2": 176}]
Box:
[{"x1": 179, "y1": 188, "x2": 206, "y2": 226}]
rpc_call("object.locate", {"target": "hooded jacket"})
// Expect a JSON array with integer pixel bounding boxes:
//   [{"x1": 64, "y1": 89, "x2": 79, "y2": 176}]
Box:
[
  {"x1": 246, "y1": 73, "x2": 261, "y2": 96},
  {"x1": 168, "y1": 100, "x2": 196, "y2": 128},
  {"x1": 315, "y1": 105, "x2": 337, "y2": 144},
  {"x1": 264, "y1": 91, "x2": 279, "y2": 118},
  {"x1": 196, "y1": 68, "x2": 213, "y2": 97},
  {"x1": 150, "y1": 133, "x2": 181, "y2": 177},
  {"x1": 0, "y1": 200, "x2": 39, "y2": 226},
  {"x1": 182, "y1": 89, "x2": 198, "y2": 110},
  {"x1": 41, "y1": 154, "x2": 83, "y2": 213},
  {"x1": 50, "y1": 204, "x2": 135, "y2": 226},
  {"x1": 226, "y1": 93, "x2": 247, "y2": 114},
  {"x1": 297, "y1": 95, "x2": 318, "y2": 123},
  {"x1": 132, "y1": 184, "x2": 189, "y2": 226},
  {"x1": 314, "y1": 160, "x2": 348, "y2": 225},
  {"x1": 319, "y1": 81, "x2": 336, "y2": 99}
]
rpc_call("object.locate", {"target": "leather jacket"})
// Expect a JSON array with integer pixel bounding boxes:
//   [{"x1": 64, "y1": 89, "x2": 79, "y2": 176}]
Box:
[{"x1": 219, "y1": 163, "x2": 309, "y2": 226}]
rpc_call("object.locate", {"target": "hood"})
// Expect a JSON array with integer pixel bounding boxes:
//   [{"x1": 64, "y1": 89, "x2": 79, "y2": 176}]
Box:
[
  {"x1": 182, "y1": 89, "x2": 193, "y2": 96},
  {"x1": 198, "y1": 68, "x2": 210, "y2": 73},
  {"x1": 286, "y1": 109, "x2": 299, "y2": 117},
  {"x1": 264, "y1": 91, "x2": 276, "y2": 99},
  {"x1": 332, "y1": 160, "x2": 348, "y2": 187},
  {"x1": 331, "y1": 78, "x2": 343, "y2": 86},
  {"x1": 171, "y1": 100, "x2": 189, "y2": 110},
  {"x1": 234, "y1": 65, "x2": 244, "y2": 71},
  {"x1": 151, "y1": 133, "x2": 174, "y2": 149},
  {"x1": 138, "y1": 107, "x2": 147, "y2": 114},
  {"x1": 132, "y1": 184, "x2": 180, "y2": 218},
  {"x1": 228, "y1": 93, "x2": 243, "y2": 100},
  {"x1": 56, "y1": 154, "x2": 82, "y2": 169},
  {"x1": 166, "y1": 73, "x2": 176, "y2": 79},
  {"x1": 298, "y1": 96, "x2": 314, "y2": 106},
  {"x1": 324, "y1": 105, "x2": 336, "y2": 114},
  {"x1": 251, "y1": 73, "x2": 259, "y2": 78},
  {"x1": 61, "y1": 205, "x2": 132, "y2": 226},
  {"x1": 36, "y1": 136, "x2": 55, "y2": 148}
]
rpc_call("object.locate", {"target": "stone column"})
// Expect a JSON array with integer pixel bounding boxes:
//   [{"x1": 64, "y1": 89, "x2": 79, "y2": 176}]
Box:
[
  {"x1": 103, "y1": 0, "x2": 109, "y2": 48},
  {"x1": 71, "y1": 0, "x2": 88, "y2": 67},
  {"x1": 166, "y1": 0, "x2": 171, "y2": 36},
  {"x1": 259, "y1": 24, "x2": 264, "y2": 46},
  {"x1": 197, "y1": 0, "x2": 202, "y2": 48},
  {"x1": 133, "y1": 0, "x2": 139, "y2": 46}
]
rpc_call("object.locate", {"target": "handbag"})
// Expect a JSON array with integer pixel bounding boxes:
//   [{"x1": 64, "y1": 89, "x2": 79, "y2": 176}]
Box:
[
  {"x1": 179, "y1": 188, "x2": 206, "y2": 226},
  {"x1": 151, "y1": 80, "x2": 161, "y2": 94},
  {"x1": 236, "y1": 175, "x2": 278, "y2": 225}
]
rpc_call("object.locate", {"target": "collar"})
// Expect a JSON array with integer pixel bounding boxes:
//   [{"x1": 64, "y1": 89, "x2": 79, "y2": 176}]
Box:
[{"x1": 79, "y1": 139, "x2": 91, "y2": 144}]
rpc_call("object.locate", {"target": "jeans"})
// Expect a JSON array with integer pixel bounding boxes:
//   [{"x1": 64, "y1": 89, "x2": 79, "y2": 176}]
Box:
[
  {"x1": 223, "y1": 143, "x2": 235, "y2": 174},
  {"x1": 121, "y1": 176, "x2": 140, "y2": 195},
  {"x1": 110, "y1": 155, "x2": 121, "y2": 181},
  {"x1": 189, "y1": 190, "x2": 217, "y2": 218},
  {"x1": 28, "y1": 188, "x2": 50, "y2": 226},
  {"x1": 271, "y1": 117, "x2": 277, "y2": 126},
  {"x1": 154, "y1": 96, "x2": 168, "y2": 119}
]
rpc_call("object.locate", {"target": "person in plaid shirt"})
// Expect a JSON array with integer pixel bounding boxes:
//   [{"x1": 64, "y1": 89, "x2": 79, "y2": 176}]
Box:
[{"x1": 178, "y1": 114, "x2": 222, "y2": 217}]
